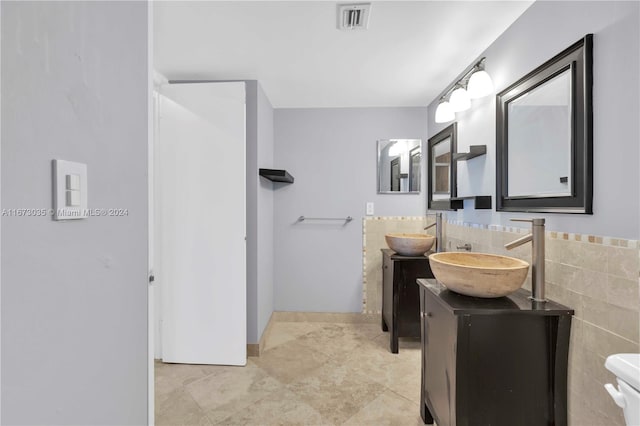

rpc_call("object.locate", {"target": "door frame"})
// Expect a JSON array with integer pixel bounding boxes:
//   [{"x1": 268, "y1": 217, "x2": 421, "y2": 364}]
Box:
[
  {"x1": 0, "y1": 3, "x2": 4, "y2": 421},
  {"x1": 147, "y1": 2, "x2": 157, "y2": 422}
]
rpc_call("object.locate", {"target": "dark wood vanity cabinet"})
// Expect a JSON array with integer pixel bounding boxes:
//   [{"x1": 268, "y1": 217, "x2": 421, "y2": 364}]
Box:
[
  {"x1": 381, "y1": 249, "x2": 434, "y2": 353},
  {"x1": 417, "y1": 279, "x2": 574, "y2": 426}
]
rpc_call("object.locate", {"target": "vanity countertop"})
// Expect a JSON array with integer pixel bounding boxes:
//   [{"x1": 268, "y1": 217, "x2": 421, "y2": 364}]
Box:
[
  {"x1": 381, "y1": 248, "x2": 434, "y2": 260},
  {"x1": 417, "y1": 278, "x2": 574, "y2": 316}
]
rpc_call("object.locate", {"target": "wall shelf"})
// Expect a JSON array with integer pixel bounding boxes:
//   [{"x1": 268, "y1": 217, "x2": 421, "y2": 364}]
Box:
[
  {"x1": 453, "y1": 145, "x2": 487, "y2": 161},
  {"x1": 259, "y1": 168, "x2": 294, "y2": 183},
  {"x1": 450, "y1": 195, "x2": 492, "y2": 210}
]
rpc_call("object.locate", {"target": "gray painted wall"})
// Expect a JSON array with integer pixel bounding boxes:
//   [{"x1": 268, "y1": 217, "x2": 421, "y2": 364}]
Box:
[
  {"x1": 427, "y1": 0, "x2": 640, "y2": 240},
  {"x1": 256, "y1": 84, "x2": 274, "y2": 338},
  {"x1": 246, "y1": 81, "x2": 275, "y2": 343},
  {"x1": 246, "y1": 81, "x2": 259, "y2": 343},
  {"x1": 274, "y1": 108, "x2": 428, "y2": 312},
  {"x1": 1, "y1": 1, "x2": 148, "y2": 425}
]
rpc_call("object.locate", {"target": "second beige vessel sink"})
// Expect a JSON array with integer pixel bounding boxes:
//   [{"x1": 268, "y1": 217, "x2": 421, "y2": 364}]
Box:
[
  {"x1": 385, "y1": 233, "x2": 436, "y2": 256},
  {"x1": 428, "y1": 252, "x2": 530, "y2": 298}
]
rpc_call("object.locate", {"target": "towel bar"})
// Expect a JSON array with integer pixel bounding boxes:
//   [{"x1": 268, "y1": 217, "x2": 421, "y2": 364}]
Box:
[{"x1": 297, "y1": 216, "x2": 353, "y2": 223}]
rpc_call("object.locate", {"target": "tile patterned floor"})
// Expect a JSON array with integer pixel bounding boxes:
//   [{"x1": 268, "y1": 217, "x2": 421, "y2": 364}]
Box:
[{"x1": 155, "y1": 321, "x2": 425, "y2": 425}]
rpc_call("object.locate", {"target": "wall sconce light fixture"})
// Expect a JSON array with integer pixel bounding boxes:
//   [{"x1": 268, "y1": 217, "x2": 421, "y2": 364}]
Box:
[
  {"x1": 449, "y1": 86, "x2": 471, "y2": 112},
  {"x1": 434, "y1": 100, "x2": 455, "y2": 123},
  {"x1": 434, "y1": 57, "x2": 494, "y2": 123}
]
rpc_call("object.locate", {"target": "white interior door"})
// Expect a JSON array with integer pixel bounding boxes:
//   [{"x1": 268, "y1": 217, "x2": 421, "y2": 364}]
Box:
[{"x1": 157, "y1": 82, "x2": 246, "y2": 366}]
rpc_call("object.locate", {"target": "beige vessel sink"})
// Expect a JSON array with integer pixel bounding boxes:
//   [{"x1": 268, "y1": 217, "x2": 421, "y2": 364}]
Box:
[
  {"x1": 385, "y1": 233, "x2": 436, "y2": 256},
  {"x1": 428, "y1": 252, "x2": 530, "y2": 298}
]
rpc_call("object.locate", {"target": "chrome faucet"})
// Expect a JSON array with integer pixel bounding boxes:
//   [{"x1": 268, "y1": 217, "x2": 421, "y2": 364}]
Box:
[
  {"x1": 504, "y1": 218, "x2": 546, "y2": 302},
  {"x1": 424, "y1": 212, "x2": 444, "y2": 253}
]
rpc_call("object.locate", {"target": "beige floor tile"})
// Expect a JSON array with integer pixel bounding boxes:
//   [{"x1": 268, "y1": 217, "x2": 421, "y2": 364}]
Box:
[
  {"x1": 252, "y1": 340, "x2": 330, "y2": 384},
  {"x1": 156, "y1": 388, "x2": 213, "y2": 426},
  {"x1": 156, "y1": 321, "x2": 425, "y2": 425},
  {"x1": 155, "y1": 361, "x2": 219, "y2": 401},
  {"x1": 286, "y1": 359, "x2": 386, "y2": 424},
  {"x1": 373, "y1": 334, "x2": 423, "y2": 361},
  {"x1": 335, "y1": 322, "x2": 385, "y2": 340},
  {"x1": 344, "y1": 335, "x2": 422, "y2": 404},
  {"x1": 185, "y1": 363, "x2": 284, "y2": 424},
  {"x1": 386, "y1": 368, "x2": 422, "y2": 405},
  {"x1": 342, "y1": 391, "x2": 423, "y2": 426},
  {"x1": 293, "y1": 323, "x2": 381, "y2": 359},
  {"x1": 262, "y1": 322, "x2": 327, "y2": 352},
  {"x1": 215, "y1": 387, "x2": 329, "y2": 426}
]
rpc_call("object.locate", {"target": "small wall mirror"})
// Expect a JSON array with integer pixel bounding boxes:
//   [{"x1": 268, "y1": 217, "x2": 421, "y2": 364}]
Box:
[
  {"x1": 377, "y1": 139, "x2": 422, "y2": 193},
  {"x1": 497, "y1": 34, "x2": 593, "y2": 213},
  {"x1": 428, "y1": 124, "x2": 457, "y2": 210}
]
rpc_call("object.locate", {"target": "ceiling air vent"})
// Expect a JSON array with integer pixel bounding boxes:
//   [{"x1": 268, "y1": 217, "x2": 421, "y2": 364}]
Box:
[{"x1": 337, "y1": 3, "x2": 371, "y2": 30}]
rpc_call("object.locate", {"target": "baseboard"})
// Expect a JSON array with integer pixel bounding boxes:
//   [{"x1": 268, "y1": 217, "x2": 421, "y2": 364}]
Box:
[
  {"x1": 271, "y1": 311, "x2": 379, "y2": 324},
  {"x1": 246, "y1": 311, "x2": 276, "y2": 357},
  {"x1": 246, "y1": 343, "x2": 260, "y2": 357}
]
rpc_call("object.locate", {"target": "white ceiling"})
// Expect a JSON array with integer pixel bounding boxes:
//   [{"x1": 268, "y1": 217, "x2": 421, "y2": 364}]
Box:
[{"x1": 154, "y1": 1, "x2": 533, "y2": 108}]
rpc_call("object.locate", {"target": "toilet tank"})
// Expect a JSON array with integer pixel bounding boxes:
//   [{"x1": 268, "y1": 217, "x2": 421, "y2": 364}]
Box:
[{"x1": 605, "y1": 353, "x2": 640, "y2": 426}]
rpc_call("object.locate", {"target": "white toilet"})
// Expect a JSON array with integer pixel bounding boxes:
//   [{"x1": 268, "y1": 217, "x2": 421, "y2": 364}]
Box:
[{"x1": 605, "y1": 353, "x2": 640, "y2": 426}]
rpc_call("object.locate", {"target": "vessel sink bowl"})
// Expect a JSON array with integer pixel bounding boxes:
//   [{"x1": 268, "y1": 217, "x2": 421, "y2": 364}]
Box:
[
  {"x1": 428, "y1": 252, "x2": 530, "y2": 298},
  {"x1": 385, "y1": 233, "x2": 436, "y2": 256}
]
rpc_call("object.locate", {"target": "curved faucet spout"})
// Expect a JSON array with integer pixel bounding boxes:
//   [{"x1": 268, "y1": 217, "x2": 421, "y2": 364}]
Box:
[
  {"x1": 504, "y1": 233, "x2": 532, "y2": 250},
  {"x1": 425, "y1": 212, "x2": 444, "y2": 253}
]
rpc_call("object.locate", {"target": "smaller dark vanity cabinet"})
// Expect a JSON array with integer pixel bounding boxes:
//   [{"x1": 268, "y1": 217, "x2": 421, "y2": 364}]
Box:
[
  {"x1": 417, "y1": 279, "x2": 574, "y2": 426},
  {"x1": 381, "y1": 249, "x2": 434, "y2": 353}
]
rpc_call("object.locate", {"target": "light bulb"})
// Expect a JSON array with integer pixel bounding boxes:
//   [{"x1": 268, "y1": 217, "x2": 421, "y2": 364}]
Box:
[
  {"x1": 449, "y1": 87, "x2": 471, "y2": 112},
  {"x1": 435, "y1": 101, "x2": 454, "y2": 123},
  {"x1": 467, "y1": 70, "x2": 494, "y2": 99},
  {"x1": 388, "y1": 142, "x2": 402, "y2": 157}
]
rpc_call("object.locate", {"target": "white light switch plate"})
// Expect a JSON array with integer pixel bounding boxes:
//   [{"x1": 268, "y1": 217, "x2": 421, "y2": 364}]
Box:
[
  {"x1": 66, "y1": 189, "x2": 81, "y2": 207},
  {"x1": 66, "y1": 174, "x2": 81, "y2": 190},
  {"x1": 366, "y1": 202, "x2": 374, "y2": 216},
  {"x1": 53, "y1": 159, "x2": 88, "y2": 220}
]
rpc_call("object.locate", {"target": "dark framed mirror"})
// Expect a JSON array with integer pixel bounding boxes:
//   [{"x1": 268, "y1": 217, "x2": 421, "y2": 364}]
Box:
[
  {"x1": 377, "y1": 139, "x2": 422, "y2": 193},
  {"x1": 409, "y1": 146, "x2": 421, "y2": 192},
  {"x1": 496, "y1": 34, "x2": 593, "y2": 213},
  {"x1": 428, "y1": 123, "x2": 457, "y2": 210}
]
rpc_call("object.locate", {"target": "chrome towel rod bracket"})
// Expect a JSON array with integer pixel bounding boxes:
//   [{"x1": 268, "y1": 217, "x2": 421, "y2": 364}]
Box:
[{"x1": 298, "y1": 216, "x2": 353, "y2": 223}]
